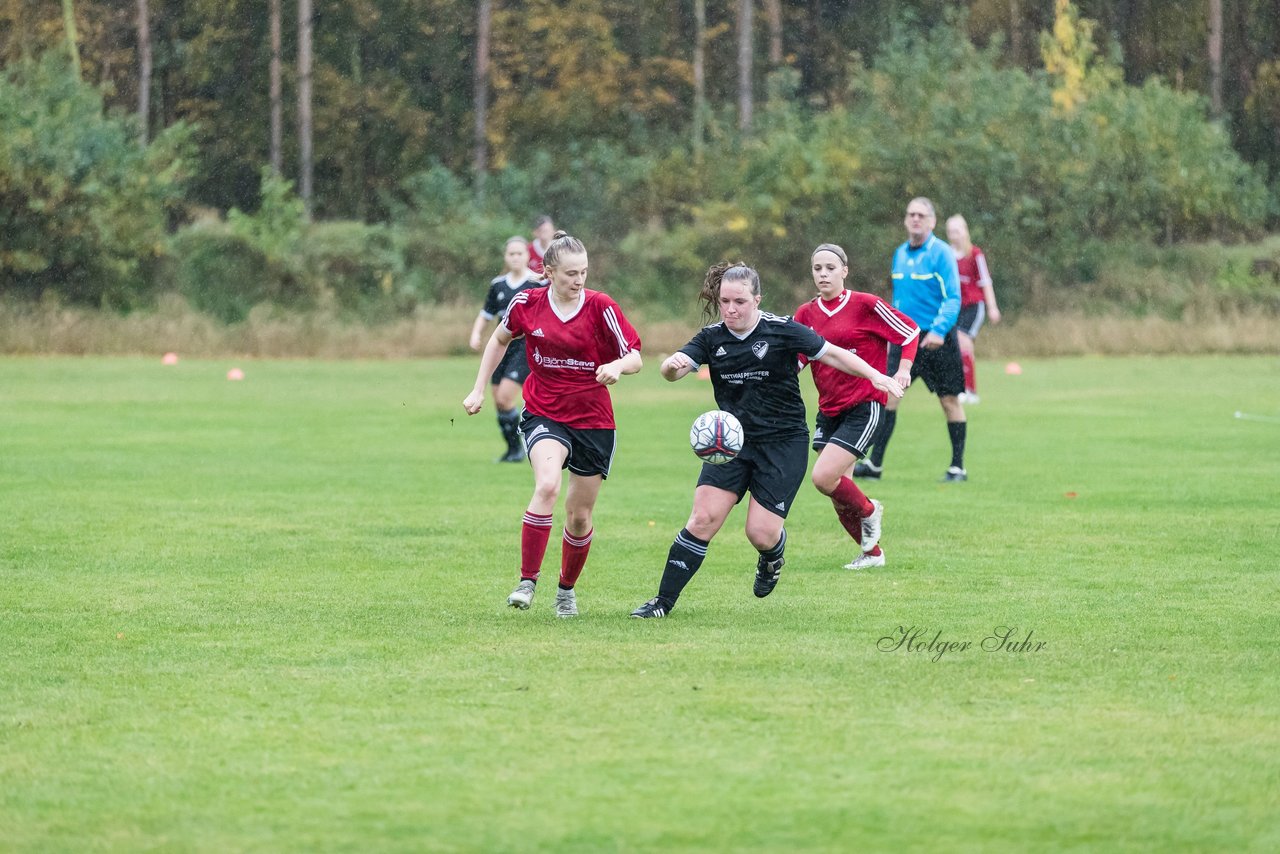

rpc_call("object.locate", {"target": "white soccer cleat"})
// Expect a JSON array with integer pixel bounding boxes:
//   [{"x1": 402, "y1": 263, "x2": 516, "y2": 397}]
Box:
[
  {"x1": 861, "y1": 499, "x2": 883, "y2": 554},
  {"x1": 554, "y1": 587, "x2": 578, "y2": 618},
  {"x1": 507, "y1": 579, "x2": 536, "y2": 609},
  {"x1": 844, "y1": 549, "x2": 886, "y2": 570}
]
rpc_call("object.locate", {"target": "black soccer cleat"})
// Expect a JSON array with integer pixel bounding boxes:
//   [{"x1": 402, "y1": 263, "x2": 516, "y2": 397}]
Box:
[
  {"x1": 630, "y1": 597, "x2": 669, "y2": 619},
  {"x1": 753, "y1": 556, "x2": 784, "y2": 598},
  {"x1": 852, "y1": 461, "x2": 882, "y2": 480},
  {"x1": 939, "y1": 466, "x2": 968, "y2": 482},
  {"x1": 498, "y1": 447, "x2": 528, "y2": 463}
]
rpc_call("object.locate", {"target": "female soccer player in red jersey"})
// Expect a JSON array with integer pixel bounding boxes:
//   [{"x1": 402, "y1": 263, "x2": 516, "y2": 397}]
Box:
[
  {"x1": 463, "y1": 232, "x2": 642, "y2": 617},
  {"x1": 794, "y1": 244, "x2": 919, "y2": 570},
  {"x1": 629, "y1": 262, "x2": 902, "y2": 619},
  {"x1": 527, "y1": 214, "x2": 555, "y2": 277},
  {"x1": 468, "y1": 236, "x2": 538, "y2": 462},
  {"x1": 946, "y1": 215, "x2": 1001, "y2": 404}
]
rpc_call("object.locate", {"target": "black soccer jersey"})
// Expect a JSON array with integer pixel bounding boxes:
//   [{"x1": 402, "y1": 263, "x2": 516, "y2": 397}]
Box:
[
  {"x1": 679, "y1": 312, "x2": 829, "y2": 441},
  {"x1": 481, "y1": 274, "x2": 540, "y2": 321}
]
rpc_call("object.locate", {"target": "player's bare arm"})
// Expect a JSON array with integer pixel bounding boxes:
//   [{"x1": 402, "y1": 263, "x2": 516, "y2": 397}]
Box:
[
  {"x1": 462, "y1": 326, "x2": 514, "y2": 414},
  {"x1": 468, "y1": 313, "x2": 490, "y2": 351},
  {"x1": 817, "y1": 346, "x2": 904, "y2": 398},
  {"x1": 596, "y1": 350, "x2": 643, "y2": 386},
  {"x1": 661, "y1": 351, "x2": 696, "y2": 382}
]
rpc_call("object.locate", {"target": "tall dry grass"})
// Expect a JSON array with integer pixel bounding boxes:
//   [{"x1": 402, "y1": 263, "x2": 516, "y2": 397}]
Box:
[{"x1": 0, "y1": 295, "x2": 1275, "y2": 359}]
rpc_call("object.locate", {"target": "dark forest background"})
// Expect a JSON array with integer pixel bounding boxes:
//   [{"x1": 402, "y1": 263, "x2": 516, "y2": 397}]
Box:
[{"x1": 3, "y1": 0, "x2": 1278, "y2": 323}]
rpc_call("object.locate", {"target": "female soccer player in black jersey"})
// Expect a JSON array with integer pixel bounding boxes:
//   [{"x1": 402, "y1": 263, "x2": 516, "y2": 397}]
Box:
[{"x1": 630, "y1": 262, "x2": 903, "y2": 618}]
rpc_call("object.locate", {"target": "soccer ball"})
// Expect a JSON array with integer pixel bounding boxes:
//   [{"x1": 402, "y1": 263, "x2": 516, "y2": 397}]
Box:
[{"x1": 689, "y1": 410, "x2": 744, "y2": 465}]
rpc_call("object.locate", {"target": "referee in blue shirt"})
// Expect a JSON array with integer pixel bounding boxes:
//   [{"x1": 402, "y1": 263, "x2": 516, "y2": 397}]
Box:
[{"x1": 854, "y1": 197, "x2": 969, "y2": 482}]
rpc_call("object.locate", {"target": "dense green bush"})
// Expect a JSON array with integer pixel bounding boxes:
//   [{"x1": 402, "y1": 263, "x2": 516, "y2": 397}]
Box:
[
  {"x1": 611, "y1": 23, "x2": 1270, "y2": 314},
  {"x1": 169, "y1": 224, "x2": 274, "y2": 323},
  {"x1": 388, "y1": 166, "x2": 527, "y2": 303},
  {"x1": 170, "y1": 172, "x2": 406, "y2": 320},
  {"x1": 0, "y1": 54, "x2": 189, "y2": 307}
]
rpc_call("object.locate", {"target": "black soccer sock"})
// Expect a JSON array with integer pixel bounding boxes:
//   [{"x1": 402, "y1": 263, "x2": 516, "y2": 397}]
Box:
[
  {"x1": 758, "y1": 528, "x2": 787, "y2": 563},
  {"x1": 497, "y1": 408, "x2": 521, "y2": 452},
  {"x1": 869, "y1": 410, "x2": 897, "y2": 468},
  {"x1": 947, "y1": 420, "x2": 967, "y2": 469},
  {"x1": 657, "y1": 528, "x2": 710, "y2": 608}
]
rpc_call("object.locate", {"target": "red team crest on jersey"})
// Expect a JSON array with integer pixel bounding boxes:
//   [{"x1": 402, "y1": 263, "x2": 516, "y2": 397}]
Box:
[{"x1": 502, "y1": 287, "x2": 641, "y2": 429}]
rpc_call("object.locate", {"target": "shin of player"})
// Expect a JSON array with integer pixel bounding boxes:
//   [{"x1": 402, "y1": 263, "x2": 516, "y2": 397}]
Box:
[
  {"x1": 463, "y1": 231, "x2": 642, "y2": 617},
  {"x1": 631, "y1": 262, "x2": 902, "y2": 619},
  {"x1": 796, "y1": 244, "x2": 918, "y2": 570}
]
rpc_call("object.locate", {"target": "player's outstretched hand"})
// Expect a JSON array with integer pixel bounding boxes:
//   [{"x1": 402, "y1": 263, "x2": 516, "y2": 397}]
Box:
[
  {"x1": 872, "y1": 373, "x2": 905, "y2": 399},
  {"x1": 893, "y1": 368, "x2": 912, "y2": 390},
  {"x1": 462, "y1": 390, "x2": 485, "y2": 415},
  {"x1": 595, "y1": 361, "x2": 622, "y2": 386},
  {"x1": 989, "y1": 306, "x2": 1002, "y2": 325},
  {"x1": 921, "y1": 331, "x2": 945, "y2": 350}
]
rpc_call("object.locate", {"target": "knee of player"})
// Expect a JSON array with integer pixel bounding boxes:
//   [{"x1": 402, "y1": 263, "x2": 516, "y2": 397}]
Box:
[
  {"x1": 532, "y1": 476, "x2": 561, "y2": 503},
  {"x1": 685, "y1": 508, "x2": 720, "y2": 538},
  {"x1": 745, "y1": 523, "x2": 780, "y2": 551},
  {"x1": 564, "y1": 505, "x2": 593, "y2": 534},
  {"x1": 811, "y1": 467, "x2": 839, "y2": 495}
]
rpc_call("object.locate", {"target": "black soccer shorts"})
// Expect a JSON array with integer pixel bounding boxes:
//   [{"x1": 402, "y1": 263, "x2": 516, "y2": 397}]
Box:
[
  {"x1": 519, "y1": 412, "x2": 616, "y2": 478},
  {"x1": 888, "y1": 329, "x2": 965, "y2": 398},
  {"x1": 956, "y1": 303, "x2": 986, "y2": 339},
  {"x1": 696, "y1": 434, "x2": 808, "y2": 518},
  {"x1": 812, "y1": 401, "x2": 884, "y2": 458},
  {"x1": 490, "y1": 339, "x2": 531, "y2": 386}
]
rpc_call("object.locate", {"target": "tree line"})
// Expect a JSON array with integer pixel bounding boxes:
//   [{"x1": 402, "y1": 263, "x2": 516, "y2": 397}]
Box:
[
  {"x1": 1, "y1": 1, "x2": 1275, "y2": 318},
  {"x1": 4, "y1": 0, "x2": 1277, "y2": 218}
]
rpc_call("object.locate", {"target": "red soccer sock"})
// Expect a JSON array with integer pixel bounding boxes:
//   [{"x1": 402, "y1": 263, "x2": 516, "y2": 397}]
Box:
[
  {"x1": 961, "y1": 351, "x2": 976, "y2": 394},
  {"x1": 832, "y1": 499, "x2": 864, "y2": 545},
  {"x1": 832, "y1": 476, "x2": 874, "y2": 517},
  {"x1": 559, "y1": 528, "x2": 593, "y2": 589},
  {"x1": 520, "y1": 511, "x2": 554, "y2": 581}
]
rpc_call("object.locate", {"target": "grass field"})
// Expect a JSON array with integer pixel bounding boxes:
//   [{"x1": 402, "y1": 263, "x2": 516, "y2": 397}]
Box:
[{"x1": 2, "y1": 354, "x2": 1278, "y2": 852}]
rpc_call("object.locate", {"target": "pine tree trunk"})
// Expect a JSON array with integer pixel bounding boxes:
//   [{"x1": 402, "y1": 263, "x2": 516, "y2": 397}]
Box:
[
  {"x1": 61, "y1": 0, "x2": 80, "y2": 76},
  {"x1": 297, "y1": 0, "x2": 313, "y2": 218},
  {"x1": 1009, "y1": 0, "x2": 1022, "y2": 65},
  {"x1": 270, "y1": 0, "x2": 282, "y2": 174},
  {"x1": 136, "y1": 0, "x2": 151, "y2": 146},
  {"x1": 1208, "y1": 0, "x2": 1223, "y2": 117},
  {"x1": 693, "y1": 0, "x2": 706, "y2": 157},
  {"x1": 737, "y1": 0, "x2": 753, "y2": 132},
  {"x1": 765, "y1": 0, "x2": 782, "y2": 66},
  {"x1": 473, "y1": 0, "x2": 492, "y2": 195}
]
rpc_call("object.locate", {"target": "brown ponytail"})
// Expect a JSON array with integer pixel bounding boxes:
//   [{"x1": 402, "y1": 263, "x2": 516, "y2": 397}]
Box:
[{"x1": 698, "y1": 261, "x2": 760, "y2": 323}]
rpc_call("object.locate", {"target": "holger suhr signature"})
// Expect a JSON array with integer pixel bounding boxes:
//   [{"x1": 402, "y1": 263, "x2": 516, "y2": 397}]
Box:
[{"x1": 878, "y1": 626, "x2": 1047, "y2": 663}]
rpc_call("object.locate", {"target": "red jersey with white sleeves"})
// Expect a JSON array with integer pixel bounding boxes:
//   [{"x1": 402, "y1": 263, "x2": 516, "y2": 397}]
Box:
[
  {"x1": 956, "y1": 245, "x2": 992, "y2": 307},
  {"x1": 501, "y1": 287, "x2": 641, "y2": 429},
  {"x1": 794, "y1": 290, "x2": 920, "y2": 414}
]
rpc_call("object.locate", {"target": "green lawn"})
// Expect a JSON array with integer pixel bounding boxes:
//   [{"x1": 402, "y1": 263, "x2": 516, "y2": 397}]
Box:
[{"x1": 2, "y1": 354, "x2": 1278, "y2": 852}]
